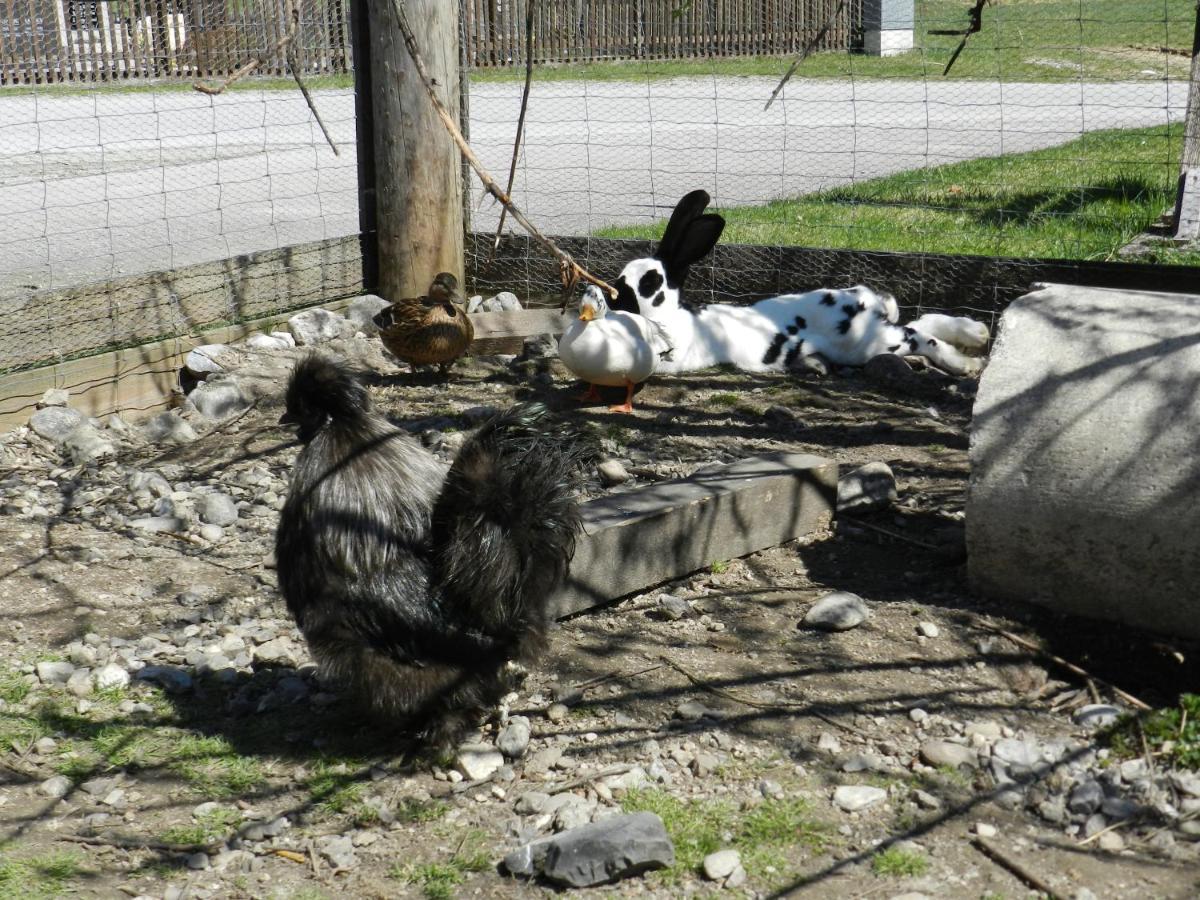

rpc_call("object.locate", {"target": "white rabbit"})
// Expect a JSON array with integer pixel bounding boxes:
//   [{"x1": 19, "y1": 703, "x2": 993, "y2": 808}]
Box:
[
  {"x1": 558, "y1": 284, "x2": 673, "y2": 412},
  {"x1": 607, "y1": 190, "x2": 988, "y2": 377}
]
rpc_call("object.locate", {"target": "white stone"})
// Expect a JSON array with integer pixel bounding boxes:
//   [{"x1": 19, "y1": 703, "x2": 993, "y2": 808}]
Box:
[
  {"x1": 185, "y1": 344, "x2": 229, "y2": 376},
  {"x1": 288, "y1": 308, "x2": 353, "y2": 345},
  {"x1": 457, "y1": 748, "x2": 504, "y2": 781},
  {"x1": 702, "y1": 848, "x2": 741, "y2": 881},
  {"x1": 973, "y1": 822, "x2": 998, "y2": 838},
  {"x1": 832, "y1": 785, "x2": 887, "y2": 812},
  {"x1": 803, "y1": 592, "x2": 869, "y2": 631}
]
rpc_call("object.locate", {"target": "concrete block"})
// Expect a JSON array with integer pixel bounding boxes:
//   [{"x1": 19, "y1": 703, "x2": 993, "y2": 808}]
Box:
[
  {"x1": 553, "y1": 452, "x2": 837, "y2": 617},
  {"x1": 864, "y1": 29, "x2": 915, "y2": 56},
  {"x1": 1174, "y1": 167, "x2": 1200, "y2": 240},
  {"x1": 968, "y1": 283, "x2": 1200, "y2": 640}
]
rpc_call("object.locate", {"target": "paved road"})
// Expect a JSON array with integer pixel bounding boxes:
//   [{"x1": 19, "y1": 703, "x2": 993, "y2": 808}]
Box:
[{"x1": 0, "y1": 77, "x2": 1187, "y2": 295}]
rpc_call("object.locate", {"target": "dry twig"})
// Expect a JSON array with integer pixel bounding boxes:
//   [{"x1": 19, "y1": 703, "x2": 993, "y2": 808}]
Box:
[
  {"x1": 658, "y1": 655, "x2": 871, "y2": 738},
  {"x1": 192, "y1": 1, "x2": 337, "y2": 155},
  {"x1": 58, "y1": 832, "x2": 224, "y2": 854},
  {"x1": 387, "y1": 0, "x2": 617, "y2": 301},
  {"x1": 193, "y1": 2, "x2": 299, "y2": 95},
  {"x1": 929, "y1": 0, "x2": 990, "y2": 77},
  {"x1": 764, "y1": 0, "x2": 847, "y2": 110},
  {"x1": 492, "y1": 0, "x2": 537, "y2": 254},
  {"x1": 977, "y1": 623, "x2": 1151, "y2": 711},
  {"x1": 840, "y1": 516, "x2": 940, "y2": 551},
  {"x1": 970, "y1": 836, "x2": 1066, "y2": 900},
  {"x1": 545, "y1": 764, "x2": 635, "y2": 795}
]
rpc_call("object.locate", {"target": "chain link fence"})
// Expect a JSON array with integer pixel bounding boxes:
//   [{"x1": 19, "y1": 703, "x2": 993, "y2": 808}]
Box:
[{"x1": 0, "y1": 0, "x2": 1197, "y2": 386}]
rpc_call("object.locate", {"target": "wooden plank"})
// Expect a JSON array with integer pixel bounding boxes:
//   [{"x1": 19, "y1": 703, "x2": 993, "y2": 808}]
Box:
[
  {"x1": 552, "y1": 452, "x2": 838, "y2": 617},
  {"x1": 465, "y1": 308, "x2": 572, "y2": 355},
  {"x1": 0, "y1": 234, "x2": 367, "y2": 375},
  {"x1": 0, "y1": 294, "x2": 364, "y2": 432}
]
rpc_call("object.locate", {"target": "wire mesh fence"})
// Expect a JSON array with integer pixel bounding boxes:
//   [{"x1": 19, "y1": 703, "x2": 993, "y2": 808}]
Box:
[
  {"x1": 464, "y1": 0, "x2": 1199, "y2": 326},
  {"x1": 0, "y1": 0, "x2": 1198, "y2": 388}
]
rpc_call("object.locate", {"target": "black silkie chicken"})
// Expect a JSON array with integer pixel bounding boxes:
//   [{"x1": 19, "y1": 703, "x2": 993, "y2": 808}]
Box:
[{"x1": 275, "y1": 354, "x2": 584, "y2": 747}]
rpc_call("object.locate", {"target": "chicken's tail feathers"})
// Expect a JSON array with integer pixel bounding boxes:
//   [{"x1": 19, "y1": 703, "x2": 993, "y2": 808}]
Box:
[
  {"x1": 431, "y1": 403, "x2": 588, "y2": 651},
  {"x1": 284, "y1": 353, "x2": 373, "y2": 425}
]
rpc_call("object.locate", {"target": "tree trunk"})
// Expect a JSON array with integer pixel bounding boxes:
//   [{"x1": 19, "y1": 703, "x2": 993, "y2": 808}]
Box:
[{"x1": 368, "y1": 0, "x2": 464, "y2": 300}]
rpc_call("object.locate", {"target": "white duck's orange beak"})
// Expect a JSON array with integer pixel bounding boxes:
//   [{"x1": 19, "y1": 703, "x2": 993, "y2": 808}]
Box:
[{"x1": 579, "y1": 305, "x2": 597, "y2": 322}]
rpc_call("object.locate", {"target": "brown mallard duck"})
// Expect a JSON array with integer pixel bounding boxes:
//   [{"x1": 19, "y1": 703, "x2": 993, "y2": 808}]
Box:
[{"x1": 373, "y1": 272, "x2": 475, "y2": 376}]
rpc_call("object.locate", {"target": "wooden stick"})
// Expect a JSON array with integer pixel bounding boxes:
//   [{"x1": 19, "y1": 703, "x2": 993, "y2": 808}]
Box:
[
  {"x1": 287, "y1": 45, "x2": 340, "y2": 156},
  {"x1": 492, "y1": 0, "x2": 537, "y2": 253},
  {"x1": 658, "y1": 655, "x2": 871, "y2": 738},
  {"x1": 763, "y1": 0, "x2": 846, "y2": 110},
  {"x1": 387, "y1": 0, "x2": 617, "y2": 300},
  {"x1": 1077, "y1": 816, "x2": 1135, "y2": 847},
  {"x1": 545, "y1": 764, "x2": 634, "y2": 795},
  {"x1": 840, "y1": 516, "x2": 940, "y2": 551},
  {"x1": 971, "y1": 837, "x2": 1067, "y2": 900},
  {"x1": 977, "y1": 623, "x2": 1151, "y2": 711},
  {"x1": 193, "y1": 1, "x2": 299, "y2": 95},
  {"x1": 57, "y1": 832, "x2": 223, "y2": 854}
]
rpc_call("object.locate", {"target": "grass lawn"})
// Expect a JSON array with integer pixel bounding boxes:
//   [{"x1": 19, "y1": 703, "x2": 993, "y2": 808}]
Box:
[
  {"x1": 598, "y1": 123, "x2": 1200, "y2": 264},
  {"x1": 472, "y1": 0, "x2": 1197, "y2": 84}
]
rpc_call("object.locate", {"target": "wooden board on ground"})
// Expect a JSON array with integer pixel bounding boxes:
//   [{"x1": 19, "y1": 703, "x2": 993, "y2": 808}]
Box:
[
  {"x1": 467, "y1": 308, "x2": 573, "y2": 356},
  {"x1": 553, "y1": 452, "x2": 838, "y2": 618},
  {"x1": 0, "y1": 297, "x2": 361, "y2": 433}
]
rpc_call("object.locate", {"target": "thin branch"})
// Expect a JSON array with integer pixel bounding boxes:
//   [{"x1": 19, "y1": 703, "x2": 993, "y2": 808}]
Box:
[
  {"x1": 287, "y1": 46, "x2": 340, "y2": 156},
  {"x1": 929, "y1": 0, "x2": 990, "y2": 77},
  {"x1": 764, "y1": 0, "x2": 846, "y2": 110},
  {"x1": 492, "y1": 0, "x2": 538, "y2": 255},
  {"x1": 58, "y1": 832, "x2": 225, "y2": 854},
  {"x1": 976, "y1": 623, "x2": 1151, "y2": 711},
  {"x1": 193, "y1": 3, "x2": 299, "y2": 95},
  {"x1": 970, "y1": 837, "x2": 1067, "y2": 900},
  {"x1": 387, "y1": 0, "x2": 617, "y2": 300},
  {"x1": 545, "y1": 764, "x2": 635, "y2": 795},
  {"x1": 658, "y1": 655, "x2": 871, "y2": 738},
  {"x1": 840, "y1": 515, "x2": 940, "y2": 551}
]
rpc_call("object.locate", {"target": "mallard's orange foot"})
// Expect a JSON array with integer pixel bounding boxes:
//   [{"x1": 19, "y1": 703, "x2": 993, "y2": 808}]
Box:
[
  {"x1": 607, "y1": 402, "x2": 634, "y2": 413},
  {"x1": 578, "y1": 384, "x2": 602, "y2": 402}
]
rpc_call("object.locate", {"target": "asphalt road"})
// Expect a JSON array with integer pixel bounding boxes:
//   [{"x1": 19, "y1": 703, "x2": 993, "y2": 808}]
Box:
[{"x1": 0, "y1": 76, "x2": 1187, "y2": 295}]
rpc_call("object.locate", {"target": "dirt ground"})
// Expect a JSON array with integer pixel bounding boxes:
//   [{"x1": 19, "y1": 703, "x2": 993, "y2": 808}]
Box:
[{"x1": 0, "y1": 345, "x2": 1197, "y2": 900}]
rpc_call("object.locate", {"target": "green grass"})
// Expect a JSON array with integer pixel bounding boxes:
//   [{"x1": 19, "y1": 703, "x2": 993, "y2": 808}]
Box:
[
  {"x1": 601, "y1": 123, "x2": 1188, "y2": 263},
  {"x1": 388, "y1": 830, "x2": 492, "y2": 900},
  {"x1": 871, "y1": 846, "x2": 931, "y2": 877},
  {"x1": 161, "y1": 807, "x2": 243, "y2": 847},
  {"x1": 709, "y1": 392, "x2": 741, "y2": 408},
  {"x1": 620, "y1": 789, "x2": 830, "y2": 885},
  {"x1": 0, "y1": 670, "x2": 31, "y2": 706},
  {"x1": 305, "y1": 758, "x2": 371, "y2": 817},
  {"x1": 1105, "y1": 693, "x2": 1200, "y2": 770},
  {"x1": 709, "y1": 560, "x2": 730, "y2": 575},
  {"x1": 0, "y1": 852, "x2": 83, "y2": 900}
]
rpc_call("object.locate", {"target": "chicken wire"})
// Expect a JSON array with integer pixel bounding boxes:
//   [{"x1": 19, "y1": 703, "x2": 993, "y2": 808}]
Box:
[
  {"x1": 463, "y1": 0, "x2": 1198, "y2": 321},
  {"x1": 2, "y1": 0, "x2": 1199, "y2": 379},
  {"x1": 0, "y1": 0, "x2": 360, "y2": 376}
]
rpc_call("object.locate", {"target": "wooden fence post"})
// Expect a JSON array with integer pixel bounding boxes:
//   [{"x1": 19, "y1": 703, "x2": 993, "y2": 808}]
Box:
[
  {"x1": 367, "y1": 0, "x2": 465, "y2": 300},
  {"x1": 1174, "y1": 4, "x2": 1200, "y2": 241}
]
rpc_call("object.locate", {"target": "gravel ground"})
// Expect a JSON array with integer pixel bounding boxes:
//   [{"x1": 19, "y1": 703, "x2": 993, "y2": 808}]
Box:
[{"x1": 0, "y1": 316, "x2": 1197, "y2": 900}]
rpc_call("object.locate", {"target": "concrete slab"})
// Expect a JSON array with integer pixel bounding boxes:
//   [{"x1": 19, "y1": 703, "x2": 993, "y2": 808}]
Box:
[
  {"x1": 554, "y1": 452, "x2": 837, "y2": 618},
  {"x1": 967, "y1": 282, "x2": 1200, "y2": 640}
]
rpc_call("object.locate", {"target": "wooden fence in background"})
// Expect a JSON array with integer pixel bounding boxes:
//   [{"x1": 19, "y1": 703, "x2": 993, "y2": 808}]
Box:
[
  {"x1": 464, "y1": 0, "x2": 862, "y2": 67},
  {"x1": 0, "y1": 0, "x2": 351, "y2": 84},
  {"x1": 0, "y1": 0, "x2": 862, "y2": 85}
]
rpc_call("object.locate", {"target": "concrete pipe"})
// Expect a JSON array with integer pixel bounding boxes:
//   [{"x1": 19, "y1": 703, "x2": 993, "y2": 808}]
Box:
[{"x1": 967, "y1": 282, "x2": 1200, "y2": 640}]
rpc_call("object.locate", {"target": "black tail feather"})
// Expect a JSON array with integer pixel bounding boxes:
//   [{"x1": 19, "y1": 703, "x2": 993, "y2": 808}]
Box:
[{"x1": 431, "y1": 403, "x2": 585, "y2": 657}]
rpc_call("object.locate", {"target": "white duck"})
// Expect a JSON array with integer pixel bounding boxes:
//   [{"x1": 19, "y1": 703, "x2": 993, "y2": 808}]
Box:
[{"x1": 558, "y1": 285, "x2": 673, "y2": 413}]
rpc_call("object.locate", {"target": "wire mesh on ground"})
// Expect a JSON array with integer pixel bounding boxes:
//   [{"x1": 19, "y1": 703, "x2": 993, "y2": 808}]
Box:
[{"x1": 0, "y1": 0, "x2": 1196, "y2": 382}]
